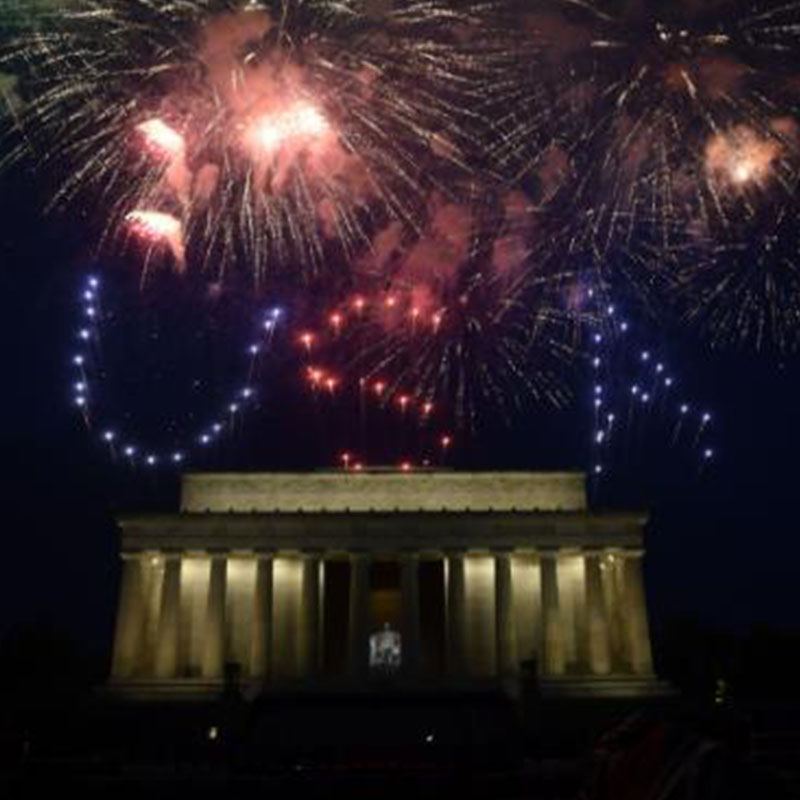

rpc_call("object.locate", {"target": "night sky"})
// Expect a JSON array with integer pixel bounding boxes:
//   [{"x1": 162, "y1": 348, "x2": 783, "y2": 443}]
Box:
[{"x1": 3, "y1": 1, "x2": 800, "y2": 679}]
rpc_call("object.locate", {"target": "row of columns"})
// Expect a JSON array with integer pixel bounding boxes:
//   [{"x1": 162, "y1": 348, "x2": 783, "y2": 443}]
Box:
[
  {"x1": 113, "y1": 547, "x2": 652, "y2": 682},
  {"x1": 443, "y1": 548, "x2": 652, "y2": 678}
]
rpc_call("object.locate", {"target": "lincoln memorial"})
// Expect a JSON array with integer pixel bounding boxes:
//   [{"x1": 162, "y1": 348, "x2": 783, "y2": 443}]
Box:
[{"x1": 110, "y1": 471, "x2": 659, "y2": 697}]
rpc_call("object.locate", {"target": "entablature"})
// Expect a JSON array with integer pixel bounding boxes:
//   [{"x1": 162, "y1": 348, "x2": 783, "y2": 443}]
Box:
[{"x1": 118, "y1": 510, "x2": 647, "y2": 554}]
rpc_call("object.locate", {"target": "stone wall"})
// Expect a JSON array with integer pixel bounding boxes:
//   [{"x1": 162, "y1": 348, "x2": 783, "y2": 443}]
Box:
[{"x1": 180, "y1": 471, "x2": 588, "y2": 514}]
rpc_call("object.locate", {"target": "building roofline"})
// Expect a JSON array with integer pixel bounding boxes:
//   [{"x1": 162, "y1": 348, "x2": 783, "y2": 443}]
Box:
[{"x1": 182, "y1": 470, "x2": 588, "y2": 478}]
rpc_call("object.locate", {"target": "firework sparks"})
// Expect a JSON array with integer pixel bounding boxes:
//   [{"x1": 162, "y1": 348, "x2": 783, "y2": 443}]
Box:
[
  {"x1": 674, "y1": 205, "x2": 800, "y2": 351},
  {"x1": 1, "y1": 0, "x2": 475, "y2": 283},
  {"x1": 480, "y1": 1, "x2": 800, "y2": 256},
  {"x1": 296, "y1": 188, "x2": 584, "y2": 425}
]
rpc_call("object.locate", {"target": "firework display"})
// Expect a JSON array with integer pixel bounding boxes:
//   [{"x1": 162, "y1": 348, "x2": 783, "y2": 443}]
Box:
[
  {"x1": 475, "y1": 0, "x2": 800, "y2": 349},
  {"x1": 0, "y1": 0, "x2": 474, "y2": 282},
  {"x1": 5, "y1": 0, "x2": 800, "y2": 480}
]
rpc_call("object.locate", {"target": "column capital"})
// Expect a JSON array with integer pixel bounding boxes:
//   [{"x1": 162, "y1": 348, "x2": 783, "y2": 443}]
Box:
[
  {"x1": 619, "y1": 548, "x2": 646, "y2": 559},
  {"x1": 444, "y1": 547, "x2": 466, "y2": 559},
  {"x1": 538, "y1": 547, "x2": 561, "y2": 559},
  {"x1": 581, "y1": 545, "x2": 606, "y2": 556},
  {"x1": 253, "y1": 548, "x2": 276, "y2": 558},
  {"x1": 493, "y1": 547, "x2": 515, "y2": 557}
]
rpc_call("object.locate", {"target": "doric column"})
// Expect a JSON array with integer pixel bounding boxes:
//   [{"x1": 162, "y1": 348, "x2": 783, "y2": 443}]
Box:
[
  {"x1": 302, "y1": 553, "x2": 321, "y2": 676},
  {"x1": 540, "y1": 550, "x2": 565, "y2": 676},
  {"x1": 495, "y1": 550, "x2": 518, "y2": 676},
  {"x1": 400, "y1": 552, "x2": 422, "y2": 675},
  {"x1": 202, "y1": 554, "x2": 227, "y2": 679},
  {"x1": 584, "y1": 551, "x2": 612, "y2": 675},
  {"x1": 348, "y1": 552, "x2": 371, "y2": 676},
  {"x1": 622, "y1": 551, "x2": 654, "y2": 674},
  {"x1": 111, "y1": 554, "x2": 145, "y2": 679},
  {"x1": 154, "y1": 555, "x2": 181, "y2": 679},
  {"x1": 446, "y1": 550, "x2": 466, "y2": 676},
  {"x1": 250, "y1": 552, "x2": 273, "y2": 680}
]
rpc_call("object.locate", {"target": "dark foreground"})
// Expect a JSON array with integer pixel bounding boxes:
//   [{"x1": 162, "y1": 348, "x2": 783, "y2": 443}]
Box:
[{"x1": 1, "y1": 688, "x2": 798, "y2": 799}]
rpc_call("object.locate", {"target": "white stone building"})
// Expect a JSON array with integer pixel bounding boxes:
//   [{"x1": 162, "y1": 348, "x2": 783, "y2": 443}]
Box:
[{"x1": 110, "y1": 471, "x2": 659, "y2": 696}]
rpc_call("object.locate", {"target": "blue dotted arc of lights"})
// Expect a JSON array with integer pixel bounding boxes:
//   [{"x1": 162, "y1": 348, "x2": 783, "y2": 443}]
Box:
[
  {"x1": 71, "y1": 274, "x2": 283, "y2": 469},
  {"x1": 587, "y1": 290, "x2": 716, "y2": 482}
]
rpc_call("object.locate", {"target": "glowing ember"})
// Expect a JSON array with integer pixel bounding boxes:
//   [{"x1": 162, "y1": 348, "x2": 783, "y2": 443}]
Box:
[
  {"x1": 300, "y1": 332, "x2": 315, "y2": 352},
  {"x1": 249, "y1": 103, "x2": 329, "y2": 154},
  {"x1": 125, "y1": 209, "x2": 186, "y2": 267},
  {"x1": 705, "y1": 126, "x2": 782, "y2": 189},
  {"x1": 126, "y1": 209, "x2": 182, "y2": 240},
  {"x1": 136, "y1": 118, "x2": 185, "y2": 158}
]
